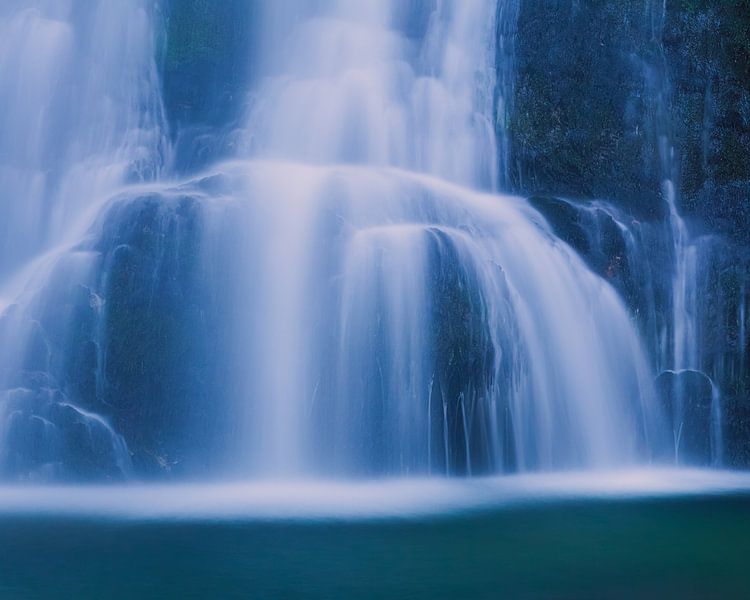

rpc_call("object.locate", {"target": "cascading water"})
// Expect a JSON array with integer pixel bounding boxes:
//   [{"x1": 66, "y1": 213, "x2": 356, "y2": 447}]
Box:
[
  {"x1": 493, "y1": 0, "x2": 520, "y2": 189},
  {"x1": 532, "y1": 0, "x2": 740, "y2": 468},
  {"x1": 0, "y1": 0, "x2": 167, "y2": 479},
  {"x1": 645, "y1": 0, "x2": 723, "y2": 464},
  {"x1": 246, "y1": 1, "x2": 501, "y2": 189},
  {"x1": 0, "y1": 0, "x2": 676, "y2": 481},
  {"x1": 0, "y1": 0, "x2": 167, "y2": 279},
  {"x1": 210, "y1": 162, "x2": 663, "y2": 476},
  {"x1": 209, "y1": 0, "x2": 662, "y2": 476}
]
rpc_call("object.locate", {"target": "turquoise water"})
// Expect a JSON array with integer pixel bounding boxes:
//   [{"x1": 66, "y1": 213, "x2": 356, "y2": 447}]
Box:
[{"x1": 1, "y1": 475, "x2": 749, "y2": 598}]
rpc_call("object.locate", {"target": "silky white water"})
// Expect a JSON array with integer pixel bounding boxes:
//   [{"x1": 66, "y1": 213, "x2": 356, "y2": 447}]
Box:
[
  {"x1": 1, "y1": 468, "x2": 748, "y2": 520},
  {"x1": 0, "y1": 0, "x2": 679, "y2": 481},
  {"x1": 0, "y1": 0, "x2": 166, "y2": 278}
]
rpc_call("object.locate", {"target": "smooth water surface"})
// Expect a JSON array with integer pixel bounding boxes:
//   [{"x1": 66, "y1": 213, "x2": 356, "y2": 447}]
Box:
[{"x1": 1, "y1": 470, "x2": 749, "y2": 599}]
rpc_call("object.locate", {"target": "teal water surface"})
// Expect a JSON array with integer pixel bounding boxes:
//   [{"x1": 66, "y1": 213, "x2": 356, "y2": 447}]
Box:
[{"x1": 1, "y1": 493, "x2": 749, "y2": 599}]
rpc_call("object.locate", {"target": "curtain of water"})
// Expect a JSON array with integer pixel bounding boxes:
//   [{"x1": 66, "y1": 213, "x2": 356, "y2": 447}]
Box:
[
  {"x1": 0, "y1": 0, "x2": 166, "y2": 479},
  {"x1": 0, "y1": 0, "x2": 167, "y2": 280},
  {"x1": 222, "y1": 1, "x2": 663, "y2": 476},
  {"x1": 0, "y1": 1, "x2": 670, "y2": 480}
]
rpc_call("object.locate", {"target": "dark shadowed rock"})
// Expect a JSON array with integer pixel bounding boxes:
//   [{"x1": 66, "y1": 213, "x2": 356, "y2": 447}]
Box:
[
  {"x1": 0, "y1": 385, "x2": 128, "y2": 481},
  {"x1": 655, "y1": 369, "x2": 716, "y2": 465}
]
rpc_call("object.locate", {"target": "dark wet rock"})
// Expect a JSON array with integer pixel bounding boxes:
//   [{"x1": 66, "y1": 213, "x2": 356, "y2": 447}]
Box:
[
  {"x1": 427, "y1": 228, "x2": 504, "y2": 475},
  {"x1": 508, "y1": 1, "x2": 749, "y2": 234},
  {"x1": 723, "y1": 395, "x2": 750, "y2": 468},
  {"x1": 661, "y1": 0, "x2": 750, "y2": 242},
  {"x1": 509, "y1": 2, "x2": 663, "y2": 219},
  {"x1": 529, "y1": 195, "x2": 673, "y2": 334},
  {"x1": 655, "y1": 369, "x2": 715, "y2": 465},
  {"x1": 0, "y1": 189, "x2": 239, "y2": 480},
  {"x1": 21, "y1": 320, "x2": 50, "y2": 373},
  {"x1": 529, "y1": 196, "x2": 591, "y2": 257},
  {"x1": 0, "y1": 385, "x2": 127, "y2": 481},
  {"x1": 91, "y1": 193, "x2": 224, "y2": 477},
  {"x1": 8, "y1": 371, "x2": 58, "y2": 391},
  {"x1": 678, "y1": 250, "x2": 750, "y2": 464},
  {"x1": 158, "y1": 0, "x2": 259, "y2": 172}
]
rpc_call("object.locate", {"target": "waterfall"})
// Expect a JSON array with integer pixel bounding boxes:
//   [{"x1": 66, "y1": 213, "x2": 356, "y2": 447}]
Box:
[
  {"x1": 0, "y1": 1, "x2": 670, "y2": 480},
  {"x1": 0, "y1": 0, "x2": 166, "y2": 479},
  {"x1": 494, "y1": 0, "x2": 520, "y2": 190},
  {"x1": 245, "y1": 1, "x2": 500, "y2": 189},
  {"x1": 530, "y1": 0, "x2": 733, "y2": 467},
  {"x1": 0, "y1": 0, "x2": 167, "y2": 278},
  {"x1": 205, "y1": 162, "x2": 662, "y2": 476},
  {"x1": 644, "y1": 0, "x2": 723, "y2": 464}
]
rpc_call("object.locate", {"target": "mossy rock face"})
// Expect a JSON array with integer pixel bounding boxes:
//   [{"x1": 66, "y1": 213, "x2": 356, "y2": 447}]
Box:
[
  {"x1": 509, "y1": 1, "x2": 662, "y2": 218},
  {"x1": 661, "y1": 0, "x2": 750, "y2": 242},
  {"x1": 158, "y1": 0, "x2": 259, "y2": 172},
  {"x1": 508, "y1": 1, "x2": 749, "y2": 235}
]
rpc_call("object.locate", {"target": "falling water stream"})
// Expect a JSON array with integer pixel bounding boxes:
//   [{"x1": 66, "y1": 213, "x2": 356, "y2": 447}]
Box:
[
  {"x1": 2, "y1": 4, "x2": 749, "y2": 598},
  {"x1": 647, "y1": 0, "x2": 723, "y2": 464},
  {"x1": 0, "y1": 0, "x2": 732, "y2": 482},
  {"x1": 0, "y1": 0, "x2": 166, "y2": 278}
]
